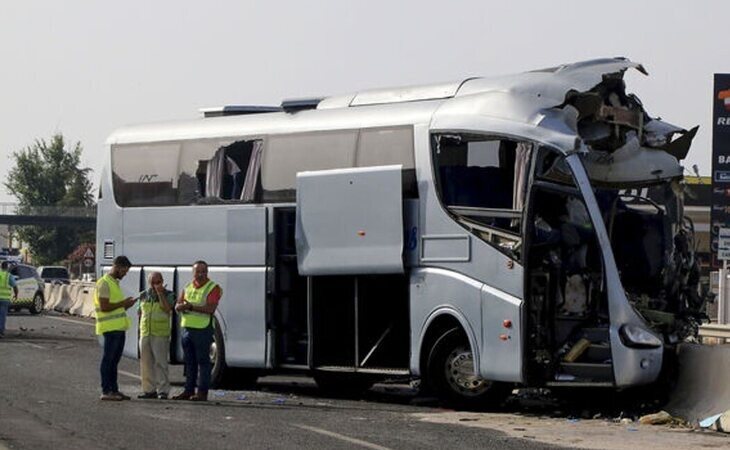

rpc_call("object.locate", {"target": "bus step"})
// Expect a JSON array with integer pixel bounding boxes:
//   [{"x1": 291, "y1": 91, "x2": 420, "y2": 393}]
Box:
[
  {"x1": 545, "y1": 381, "x2": 614, "y2": 388},
  {"x1": 315, "y1": 365, "x2": 410, "y2": 376},
  {"x1": 558, "y1": 362, "x2": 613, "y2": 381},
  {"x1": 584, "y1": 344, "x2": 611, "y2": 362}
]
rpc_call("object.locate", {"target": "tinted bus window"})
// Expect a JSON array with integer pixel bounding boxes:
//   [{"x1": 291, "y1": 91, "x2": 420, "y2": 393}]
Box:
[{"x1": 261, "y1": 130, "x2": 358, "y2": 202}]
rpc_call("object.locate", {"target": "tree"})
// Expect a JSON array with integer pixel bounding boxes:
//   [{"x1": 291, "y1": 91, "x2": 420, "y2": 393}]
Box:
[{"x1": 4, "y1": 134, "x2": 95, "y2": 265}]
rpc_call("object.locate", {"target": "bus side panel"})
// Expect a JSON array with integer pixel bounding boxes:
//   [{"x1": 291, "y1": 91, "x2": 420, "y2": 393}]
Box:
[
  {"x1": 118, "y1": 267, "x2": 142, "y2": 358},
  {"x1": 211, "y1": 267, "x2": 267, "y2": 368},
  {"x1": 121, "y1": 206, "x2": 266, "y2": 267},
  {"x1": 480, "y1": 284, "x2": 523, "y2": 382},
  {"x1": 409, "y1": 267, "x2": 483, "y2": 376},
  {"x1": 96, "y1": 166, "x2": 124, "y2": 269}
]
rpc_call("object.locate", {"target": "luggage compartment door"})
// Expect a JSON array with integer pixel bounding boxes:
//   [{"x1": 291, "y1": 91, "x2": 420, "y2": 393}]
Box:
[{"x1": 296, "y1": 165, "x2": 404, "y2": 276}]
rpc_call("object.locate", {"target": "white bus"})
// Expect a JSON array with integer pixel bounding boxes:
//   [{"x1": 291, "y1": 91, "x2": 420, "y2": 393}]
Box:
[{"x1": 97, "y1": 58, "x2": 707, "y2": 407}]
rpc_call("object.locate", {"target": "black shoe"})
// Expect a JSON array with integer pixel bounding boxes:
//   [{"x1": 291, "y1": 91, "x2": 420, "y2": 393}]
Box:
[
  {"x1": 100, "y1": 392, "x2": 123, "y2": 401},
  {"x1": 172, "y1": 391, "x2": 194, "y2": 400},
  {"x1": 137, "y1": 392, "x2": 157, "y2": 399},
  {"x1": 157, "y1": 393, "x2": 168, "y2": 400},
  {"x1": 115, "y1": 391, "x2": 131, "y2": 401}
]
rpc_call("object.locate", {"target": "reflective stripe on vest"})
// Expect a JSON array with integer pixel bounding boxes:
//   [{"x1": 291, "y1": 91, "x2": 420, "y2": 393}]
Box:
[
  {"x1": 181, "y1": 280, "x2": 218, "y2": 329},
  {"x1": 140, "y1": 291, "x2": 172, "y2": 337},
  {"x1": 94, "y1": 274, "x2": 130, "y2": 335},
  {"x1": 0, "y1": 271, "x2": 10, "y2": 301}
]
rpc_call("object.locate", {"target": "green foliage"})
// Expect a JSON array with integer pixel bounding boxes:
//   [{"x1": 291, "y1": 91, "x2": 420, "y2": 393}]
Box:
[{"x1": 4, "y1": 134, "x2": 95, "y2": 265}]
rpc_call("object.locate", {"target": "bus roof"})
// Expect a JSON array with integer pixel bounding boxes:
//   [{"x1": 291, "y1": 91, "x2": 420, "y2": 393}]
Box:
[{"x1": 107, "y1": 57, "x2": 696, "y2": 184}]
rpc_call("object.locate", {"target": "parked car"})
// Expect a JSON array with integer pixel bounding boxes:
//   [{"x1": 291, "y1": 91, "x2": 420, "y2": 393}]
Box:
[
  {"x1": 37, "y1": 266, "x2": 71, "y2": 285},
  {"x1": 8, "y1": 264, "x2": 45, "y2": 314}
]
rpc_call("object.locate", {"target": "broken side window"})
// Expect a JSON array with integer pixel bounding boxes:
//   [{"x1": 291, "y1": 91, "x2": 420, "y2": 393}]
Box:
[
  {"x1": 432, "y1": 134, "x2": 532, "y2": 257},
  {"x1": 111, "y1": 137, "x2": 263, "y2": 207}
]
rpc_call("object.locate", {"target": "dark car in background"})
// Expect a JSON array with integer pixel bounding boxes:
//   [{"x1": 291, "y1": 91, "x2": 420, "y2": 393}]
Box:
[
  {"x1": 8, "y1": 264, "x2": 45, "y2": 314},
  {"x1": 37, "y1": 266, "x2": 71, "y2": 285}
]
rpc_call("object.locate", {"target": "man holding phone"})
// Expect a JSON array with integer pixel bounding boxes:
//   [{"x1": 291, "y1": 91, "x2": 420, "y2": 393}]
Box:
[
  {"x1": 95, "y1": 255, "x2": 137, "y2": 401},
  {"x1": 137, "y1": 271, "x2": 174, "y2": 399}
]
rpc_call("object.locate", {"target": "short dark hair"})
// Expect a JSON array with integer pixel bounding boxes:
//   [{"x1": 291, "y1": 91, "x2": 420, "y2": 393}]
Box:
[
  {"x1": 113, "y1": 255, "x2": 132, "y2": 268},
  {"x1": 192, "y1": 260, "x2": 208, "y2": 269},
  {"x1": 0, "y1": 261, "x2": 8, "y2": 270}
]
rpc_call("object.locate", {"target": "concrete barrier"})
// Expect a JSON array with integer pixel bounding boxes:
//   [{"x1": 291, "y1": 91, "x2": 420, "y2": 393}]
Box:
[
  {"x1": 43, "y1": 281, "x2": 96, "y2": 318},
  {"x1": 666, "y1": 343, "x2": 730, "y2": 422}
]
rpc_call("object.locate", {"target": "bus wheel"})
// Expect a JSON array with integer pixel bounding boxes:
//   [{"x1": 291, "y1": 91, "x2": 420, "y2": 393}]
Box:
[
  {"x1": 209, "y1": 321, "x2": 258, "y2": 389},
  {"x1": 427, "y1": 327, "x2": 510, "y2": 410},
  {"x1": 210, "y1": 319, "x2": 228, "y2": 388},
  {"x1": 313, "y1": 372, "x2": 375, "y2": 398},
  {"x1": 29, "y1": 293, "x2": 44, "y2": 315}
]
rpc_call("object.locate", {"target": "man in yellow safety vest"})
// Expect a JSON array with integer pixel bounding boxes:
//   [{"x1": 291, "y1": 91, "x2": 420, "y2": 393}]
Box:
[
  {"x1": 136, "y1": 271, "x2": 174, "y2": 399},
  {"x1": 0, "y1": 261, "x2": 18, "y2": 338},
  {"x1": 95, "y1": 255, "x2": 137, "y2": 401},
  {"x1": 172, "y1": 260, "x2": 222, "y2": 401}
]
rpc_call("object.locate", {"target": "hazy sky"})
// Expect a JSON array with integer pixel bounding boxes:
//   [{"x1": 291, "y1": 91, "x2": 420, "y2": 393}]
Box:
[{"x1": 1, "y1": 1, "x2": 729, "y2": 203}]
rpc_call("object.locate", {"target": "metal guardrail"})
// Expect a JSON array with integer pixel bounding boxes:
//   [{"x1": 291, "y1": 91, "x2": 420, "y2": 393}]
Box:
[
  {"x1": 699, "y1": 323, "x2": 730, "y2": 342},
  {"x1": 0, "y1": 202, "x2": 96, "y2": 218}
]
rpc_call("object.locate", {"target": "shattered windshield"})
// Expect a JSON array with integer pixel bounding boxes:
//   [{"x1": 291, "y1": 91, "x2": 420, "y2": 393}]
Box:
[{"x1": 593, "y1": 179, "x2": 708, "y2": 341}]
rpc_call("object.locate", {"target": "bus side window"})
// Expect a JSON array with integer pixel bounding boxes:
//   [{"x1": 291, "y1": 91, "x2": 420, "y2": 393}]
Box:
[{"x1": 433, "y1": 134, "x2": 532, "y2": 236}]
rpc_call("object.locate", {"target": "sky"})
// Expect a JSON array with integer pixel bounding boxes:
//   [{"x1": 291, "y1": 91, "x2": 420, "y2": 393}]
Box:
[{"x1": 1, "y1": 0, "x2": 729, "y2": 203}]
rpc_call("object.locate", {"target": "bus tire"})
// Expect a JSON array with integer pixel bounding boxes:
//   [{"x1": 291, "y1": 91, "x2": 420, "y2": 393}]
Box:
[
  {"x1": 313, "y1": 372, "x2": 375, "y2": 398},
  {"x1": 209, "y1": 320, "x2": 259, "y2": 389},
  {"x1": 426, "y1": 327, "x2": 510, "y2": 410},
  {"x1": 210, "y1": 319, "x2": 227, "y2": 388}
]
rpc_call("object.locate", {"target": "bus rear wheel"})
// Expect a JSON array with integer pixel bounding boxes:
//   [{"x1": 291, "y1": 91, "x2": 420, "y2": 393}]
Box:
[
  {"x1": 209, "y1": 320, "x2": 258, "y2": 389},
  {"x1": 426, "y1": 327, "x2": 510, "y2": 410}
]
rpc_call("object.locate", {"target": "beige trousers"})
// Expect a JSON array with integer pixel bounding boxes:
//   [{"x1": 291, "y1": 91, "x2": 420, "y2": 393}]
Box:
[{"x1": 139, "y1": 335, "x2": 170, "y2": 394}]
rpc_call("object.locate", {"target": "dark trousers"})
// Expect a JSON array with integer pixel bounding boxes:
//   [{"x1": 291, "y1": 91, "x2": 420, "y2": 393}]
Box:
[
  {"x1": 181, "y1": 327, "x2": 214, "y2": 393},
  {"x1": 100, "y1": 330, "x2": 126, "y2": 394}
]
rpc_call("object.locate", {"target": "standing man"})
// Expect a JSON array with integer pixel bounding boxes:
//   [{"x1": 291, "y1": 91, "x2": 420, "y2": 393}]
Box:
[
  {"x1": 0, "y1": 261, "x2": 18, "y2": 338},
  {"x1": 137, "y1": 272, "x2": 174, "y2": 399},
  {"x1": 173, "y1": 260, "x2": 222, "y2": 401},
  {"x1": 95, "y1": 255, "x2": 137, "y2": 401}
]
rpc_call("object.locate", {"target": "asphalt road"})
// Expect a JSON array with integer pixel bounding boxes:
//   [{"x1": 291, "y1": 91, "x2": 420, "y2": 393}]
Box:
[{"x1": 0, "y1": 312, "x2": 571, "y2": 450}]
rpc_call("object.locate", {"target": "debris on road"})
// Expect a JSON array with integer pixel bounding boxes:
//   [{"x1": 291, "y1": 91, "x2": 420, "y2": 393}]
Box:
[
  {"x1": 699, "y1": 410, "x2": 730, "y2": 433},
  {"x1": 638, "y1": 411, "x2": 673, "y2": 425}
]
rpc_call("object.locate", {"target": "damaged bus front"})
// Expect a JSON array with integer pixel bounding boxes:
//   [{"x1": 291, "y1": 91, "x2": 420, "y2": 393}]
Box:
[{"x1": 430, "y1": 59, "x2": 708, "y2": 392}]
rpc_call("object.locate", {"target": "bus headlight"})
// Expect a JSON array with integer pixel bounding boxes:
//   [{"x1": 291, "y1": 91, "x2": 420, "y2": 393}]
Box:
[{"x1": 619, "y1": 324, "x2": 663, "y2": 349}]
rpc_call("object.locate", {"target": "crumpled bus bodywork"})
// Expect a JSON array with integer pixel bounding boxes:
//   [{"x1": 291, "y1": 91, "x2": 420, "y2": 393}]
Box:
[{"x1": 430, "y1": 58, "x2": 707, "y2": 386}]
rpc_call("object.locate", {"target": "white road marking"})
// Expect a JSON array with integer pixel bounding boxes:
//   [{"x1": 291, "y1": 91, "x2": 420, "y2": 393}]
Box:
[
  {"x1": 44, "y1": 315, "x2": 95, "y2": 328},
  {"x1": 119, "y1": 370, "x2": 141, "y2": 380},
  {"x1": 293, "y1": 424, "x2": 392, "y2": 450},
  {"x1": 21, "y1": 341, "x2": 45, "y2": 350}
]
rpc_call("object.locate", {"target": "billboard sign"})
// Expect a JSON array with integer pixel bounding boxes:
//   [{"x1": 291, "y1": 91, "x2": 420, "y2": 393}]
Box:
[{"x1": 711, "y1": 74, "x2": 730, "y2": 262}]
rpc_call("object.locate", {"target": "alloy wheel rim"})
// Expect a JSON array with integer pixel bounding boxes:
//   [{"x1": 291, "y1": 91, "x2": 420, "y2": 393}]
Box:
[{"x1": 444, "y1": 345, "x2": 490, "y2": 396}]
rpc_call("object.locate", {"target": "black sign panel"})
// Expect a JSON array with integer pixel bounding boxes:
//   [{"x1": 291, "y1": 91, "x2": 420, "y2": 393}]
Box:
[{"x1": 711, "y1": 74, "x2": 730, "y2": 261}]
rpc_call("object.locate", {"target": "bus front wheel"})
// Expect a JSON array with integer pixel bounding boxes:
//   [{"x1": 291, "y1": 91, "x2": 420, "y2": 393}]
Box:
[{"x1": 426, "y1": 327, "x2": 510, "y2": 410}]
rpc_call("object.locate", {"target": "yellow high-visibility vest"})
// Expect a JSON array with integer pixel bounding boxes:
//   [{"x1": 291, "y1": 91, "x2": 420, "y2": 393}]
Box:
[
  {"x1": 0, "y1": 271, "x2": 11, "y2": 301},
  {"x1": 181, "y1": 280, "x2": 219, "y2": 329},
  {"x1": 94, "y1": 274, "x2": 130, "y2": 335},
  {"x1": 140, "y1": 290, "x2": 172, "y2": 337}
]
